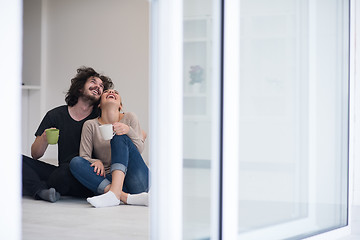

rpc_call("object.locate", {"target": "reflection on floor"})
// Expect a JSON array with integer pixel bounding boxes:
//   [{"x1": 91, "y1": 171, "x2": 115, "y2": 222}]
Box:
[
  {"x1": 182, "y1": 167, "x2": 360, "y2": 240},
  {"x1": 22, "y1": 165, "x2": 360, "y2": 240},
  {"x1": 22, "y1": 196, "x2": 149, "y2": 240},
  {"x1": 183, "y1": 167, "x2": 211, "y2": 240},
  {"x1": 22, "y1": 167, "x2": 212, "y2": 240}
]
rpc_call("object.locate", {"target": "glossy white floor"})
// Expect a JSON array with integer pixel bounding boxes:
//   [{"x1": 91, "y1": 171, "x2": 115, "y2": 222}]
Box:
[
  {"x1": 21, "y1": 199, "x2": 360, "y2": 240},
  {"x1": 22, "y1": 167, "x2": 360, "y2": 240},
  {"x1": 22, "y1": 197, "x2": 149, "y2": 240}
]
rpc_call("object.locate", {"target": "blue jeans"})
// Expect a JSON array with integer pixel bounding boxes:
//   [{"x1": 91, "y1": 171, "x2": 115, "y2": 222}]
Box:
[{"x1": 70, "y1": 135, "x2": 149, "y2": 195}]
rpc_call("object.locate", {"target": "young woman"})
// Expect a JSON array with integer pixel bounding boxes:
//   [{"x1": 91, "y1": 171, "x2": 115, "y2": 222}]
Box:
[{"x1": 70, "y1": 89, "x2": 149, "y2": 208}]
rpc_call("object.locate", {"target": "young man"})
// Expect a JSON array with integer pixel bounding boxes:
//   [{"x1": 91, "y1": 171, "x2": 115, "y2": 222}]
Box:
[{"x1": 22, "y1": 66, "x2": 113, "y2": 202}]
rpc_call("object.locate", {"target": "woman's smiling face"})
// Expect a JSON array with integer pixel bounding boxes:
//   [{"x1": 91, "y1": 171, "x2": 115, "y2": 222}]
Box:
[{"x1": 100, "y1": 89, "x2": 122, "y2": 109}]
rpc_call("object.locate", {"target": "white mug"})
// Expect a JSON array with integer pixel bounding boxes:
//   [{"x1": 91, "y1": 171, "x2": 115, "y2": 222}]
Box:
[{"x1": 99, "y1": 124, "x2": 115, "y2": 140}]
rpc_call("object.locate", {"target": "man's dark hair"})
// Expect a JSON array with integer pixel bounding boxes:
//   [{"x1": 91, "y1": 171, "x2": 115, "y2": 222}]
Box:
[{"x1": 65, "y1": 66, "x2": 113, "y2": 106}]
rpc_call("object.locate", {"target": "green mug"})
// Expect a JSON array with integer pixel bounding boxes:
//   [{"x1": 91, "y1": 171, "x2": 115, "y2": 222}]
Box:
[{"x1": 45, "y1": 129, "x2": 59, "y2": 144}]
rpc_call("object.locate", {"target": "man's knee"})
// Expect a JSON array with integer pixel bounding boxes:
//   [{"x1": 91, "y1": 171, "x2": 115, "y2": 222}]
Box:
[{"x1": 47, "y1": 165, "x2": 73, "y2": 195}]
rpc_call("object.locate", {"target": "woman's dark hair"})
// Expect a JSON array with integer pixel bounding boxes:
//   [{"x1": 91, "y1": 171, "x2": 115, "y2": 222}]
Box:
[{"x1": 65, "y1": 66, "x2": 114, "y2": 106}]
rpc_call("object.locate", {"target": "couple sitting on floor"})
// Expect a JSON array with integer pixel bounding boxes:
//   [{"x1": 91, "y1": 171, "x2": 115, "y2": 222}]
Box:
[{"x1": 22, "y1": 66, "x2": 149, "y2": 208}]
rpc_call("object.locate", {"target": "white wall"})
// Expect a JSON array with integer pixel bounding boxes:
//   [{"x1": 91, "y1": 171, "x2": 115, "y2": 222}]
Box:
[{"x1": 23, "y1": 0, "x2": 150, "y2": 163}]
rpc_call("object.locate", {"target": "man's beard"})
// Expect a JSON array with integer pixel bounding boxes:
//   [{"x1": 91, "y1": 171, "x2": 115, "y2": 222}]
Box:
[{"x1": 81, "y1": 89, "x2": 99, "y2": 105}]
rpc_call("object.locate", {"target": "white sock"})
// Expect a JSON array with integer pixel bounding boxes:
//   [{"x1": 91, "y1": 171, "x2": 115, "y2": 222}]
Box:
[
  {"x1": 127, "y1": 192, "x2": 149, "y2": 206},
  {"x1": 87, "y1": 191, "x2": 120, "y2": 208}
]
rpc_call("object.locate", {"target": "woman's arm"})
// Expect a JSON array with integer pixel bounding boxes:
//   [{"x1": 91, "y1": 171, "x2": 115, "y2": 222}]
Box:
[
  {"x1": 114, "y1": 112, "x2": 145, "y2": 153},
  {"x1": 142, "y1": 130, "x2": 147, "y2": 141},
  {"x1": 79, "y1": 120, "x2": 107, "y2": 176},
  {"x1": 79, "y1": 121, "x2": 98, "y2": 164}
]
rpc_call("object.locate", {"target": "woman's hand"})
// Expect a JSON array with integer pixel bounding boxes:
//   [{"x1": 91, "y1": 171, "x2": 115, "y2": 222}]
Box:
[
  {"x1": 113, "y1": 122, "x2": 130, "y2": 135},
  {"x1": 91, "y1": 160, "x2": 105, "y2": 177}
]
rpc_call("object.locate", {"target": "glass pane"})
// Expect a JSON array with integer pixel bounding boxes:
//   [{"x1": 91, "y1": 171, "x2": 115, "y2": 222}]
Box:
[
  {"x1": 238, "y1": 0, "x2": 349, "y2": 238},
  {"x1": 183, "y1": 0, "x2": 220, "y2": 239}
]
